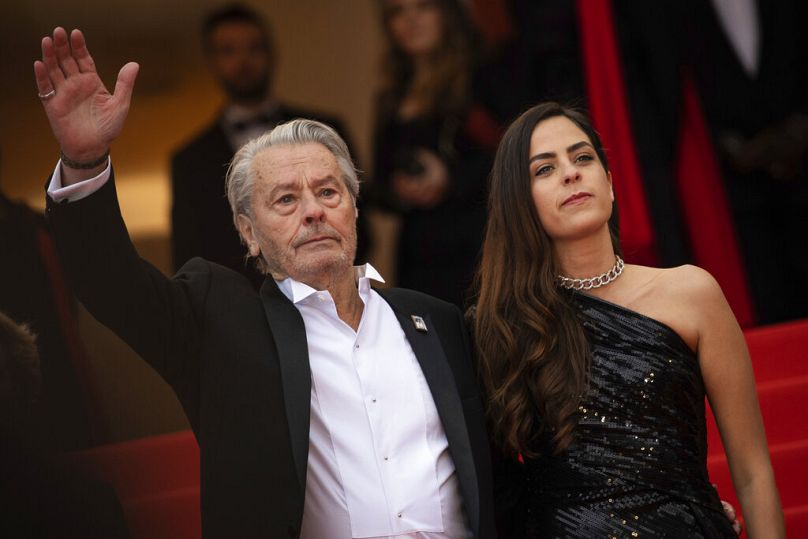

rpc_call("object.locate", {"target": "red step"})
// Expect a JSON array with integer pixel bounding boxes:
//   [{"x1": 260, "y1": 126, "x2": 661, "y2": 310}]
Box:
[
  {"x1": 66, "y1": 430, "x2": 199, "y2": 502},
  {"x1": 784, "y1": 505, "x2": 808, "y2": 538},
  {"x1": 745, "y1": 319, "x2": 808, "y2": 382},
  {"x1": 707, "y1": 375, "x2": 808, "y2": 456},
  {"x1": 123, "y1": 486, "x2": 201, "y2": 539},
  {"x1": 708, "y1": 439, "x2": 808, "y2": 519}
]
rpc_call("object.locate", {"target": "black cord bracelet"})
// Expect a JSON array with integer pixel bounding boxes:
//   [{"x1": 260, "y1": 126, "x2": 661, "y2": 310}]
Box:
[{"x1": 60, "y1": 150, "x2": 110, "y2": 170}]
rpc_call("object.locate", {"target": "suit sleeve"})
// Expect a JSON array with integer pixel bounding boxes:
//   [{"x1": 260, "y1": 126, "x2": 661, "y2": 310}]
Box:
[
  {"x1": 171, "y1": 152, "x2": 205, "y2": 273},
  {"x1": 46, "y1": 170, "x2": 204, "y2": 390}
]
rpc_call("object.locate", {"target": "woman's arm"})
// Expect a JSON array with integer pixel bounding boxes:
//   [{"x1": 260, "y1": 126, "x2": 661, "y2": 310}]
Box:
[{"x1": 689, "y1": 267, "x2": 785, "y2": 538}]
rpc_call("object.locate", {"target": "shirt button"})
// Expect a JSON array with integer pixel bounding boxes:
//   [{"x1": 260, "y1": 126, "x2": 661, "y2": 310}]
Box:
[
  {"x1": 354, "y1": 343, "x2": 360, "y2": 349},
  {"x1": 397, "y1": 513, "x2": 402, "y2": 518},
  {"x1": 371, "y1": 397, "x2": 377, "y2": 403},
  {"x1": 384, "y1": 456, "x2": 389, "y2": 461}
]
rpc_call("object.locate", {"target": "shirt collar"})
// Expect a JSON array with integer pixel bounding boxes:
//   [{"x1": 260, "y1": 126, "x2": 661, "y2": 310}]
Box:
[{"x1": 276, "y1": 263, "x2": 386, "y2": 305}]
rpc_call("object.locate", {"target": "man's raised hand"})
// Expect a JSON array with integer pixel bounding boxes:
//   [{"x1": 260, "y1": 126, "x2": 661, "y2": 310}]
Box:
[{"x1": 33, "y1": 27, "x2": 139, "y2": 177}]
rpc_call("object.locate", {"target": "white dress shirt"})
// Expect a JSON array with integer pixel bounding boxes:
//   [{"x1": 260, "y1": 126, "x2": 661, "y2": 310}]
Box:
[
  {"x1": 221, "y1": 99, "x2": 281, "y2": 150},
  {"x1": 710, "y1": 0, "x2": 761, "y2": 77},
  {"x1": 47, "y1": 162, "x2": 471, "y2": 539},
  {"x1": 278, "y1": 267, "x2": 470, "y2": 539},
  {"x1": 47, "y1": 159, "x2": 111, "y2": 203}
]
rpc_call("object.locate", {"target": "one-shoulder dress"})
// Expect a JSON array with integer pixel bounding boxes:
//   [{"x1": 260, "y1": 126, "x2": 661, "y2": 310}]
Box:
[{"x1": 510, "y1": 291, "x2": 736, "y2": 538}]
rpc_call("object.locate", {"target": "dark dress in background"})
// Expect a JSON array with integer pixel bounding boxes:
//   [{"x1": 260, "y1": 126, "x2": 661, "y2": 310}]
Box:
[
  {"x1": 507, "y1": 292, "x2": 735, "y2": 538},
  {"x1": 370, "y1": 103, "x2": 496, "y2": 307}
]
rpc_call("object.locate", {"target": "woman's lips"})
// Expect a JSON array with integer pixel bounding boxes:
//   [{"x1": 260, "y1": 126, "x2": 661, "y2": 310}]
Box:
[{"x1": 562, "y1": 192, "x2": 593, "y2": 206}]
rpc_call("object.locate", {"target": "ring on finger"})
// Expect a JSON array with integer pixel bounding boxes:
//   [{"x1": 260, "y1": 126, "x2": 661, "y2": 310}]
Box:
[{"x1": 38, "y1": 89, "x2": 56, "y2": 100}]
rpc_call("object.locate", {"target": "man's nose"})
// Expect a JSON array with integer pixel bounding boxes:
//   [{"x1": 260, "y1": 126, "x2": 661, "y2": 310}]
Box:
[{"x1": 301, "y1": 195, "x2": 326, "y2": 224}]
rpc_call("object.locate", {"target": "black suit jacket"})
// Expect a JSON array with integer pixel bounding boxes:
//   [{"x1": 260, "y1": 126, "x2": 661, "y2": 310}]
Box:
[
  {"x1": 46, "y1": 174, "x2": 494, "y2": 538},
  {"x1": 171, "y1": 104, "x2": 365, "y2": 287}
]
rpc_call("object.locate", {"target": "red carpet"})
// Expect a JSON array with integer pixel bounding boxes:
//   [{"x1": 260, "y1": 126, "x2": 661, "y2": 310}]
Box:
[
  {"x1": 68, "y1": 430, "x2": 201, "y2": 539},
  {"x1": 68, "y1": 321, "x2": 808, "y2": 538},
  {"x1": 706, "y1": 319, "x2": 808, "y2": 536}
]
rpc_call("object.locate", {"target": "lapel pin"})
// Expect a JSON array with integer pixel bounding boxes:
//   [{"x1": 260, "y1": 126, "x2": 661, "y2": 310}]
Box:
[{"x1": 411, "y1": 315, "x2": 428, "y2": 333}]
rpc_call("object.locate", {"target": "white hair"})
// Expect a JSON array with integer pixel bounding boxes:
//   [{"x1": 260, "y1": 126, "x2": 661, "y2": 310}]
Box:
[
  {"x1": 224, "y1": 118, "x2": 360, "y2": 273},
  {"x1": 226, "y1": 118, "x2": 360, "y2": 224}
]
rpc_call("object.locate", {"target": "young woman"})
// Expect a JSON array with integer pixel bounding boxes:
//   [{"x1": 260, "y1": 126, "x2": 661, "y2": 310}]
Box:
[
  {"x1": 474, "y1": 102, "x2": 784, "y2": 537},
  {"x1": 370, "y1": 0, "x2": 500, "y2": 306}
]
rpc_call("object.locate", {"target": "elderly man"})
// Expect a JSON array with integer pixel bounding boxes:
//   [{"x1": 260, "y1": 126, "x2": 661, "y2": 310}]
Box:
[{"x1": 34, "y1": 27, "x2": 493, "y2": 538}]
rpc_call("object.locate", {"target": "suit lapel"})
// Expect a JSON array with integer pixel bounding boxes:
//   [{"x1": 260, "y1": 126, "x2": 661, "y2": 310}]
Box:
[
  {"x1": 378, "y1": 291, "x2": 480, "y2": 536},
  {"x1": 260, "y1": 278, "x2": 311, "y2": 493}
]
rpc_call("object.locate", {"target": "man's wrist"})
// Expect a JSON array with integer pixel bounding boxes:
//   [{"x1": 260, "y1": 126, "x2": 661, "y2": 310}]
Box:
[{"x1": 60, "y1": 149, "x2": 110, "y2": 170}]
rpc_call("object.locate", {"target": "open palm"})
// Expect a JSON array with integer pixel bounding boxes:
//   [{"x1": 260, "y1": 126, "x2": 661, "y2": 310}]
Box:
[{"x1": 33, "y1": 27, "x2": 139, "y2": 162}]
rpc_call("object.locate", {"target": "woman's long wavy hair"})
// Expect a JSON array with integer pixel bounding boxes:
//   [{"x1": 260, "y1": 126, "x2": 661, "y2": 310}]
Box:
[
  {"x1": 474, "y1": 102, "x2": 621, "y2": 458},
  {"x1": 377, "y1": 0, "x2": 479, "y2": 117}
]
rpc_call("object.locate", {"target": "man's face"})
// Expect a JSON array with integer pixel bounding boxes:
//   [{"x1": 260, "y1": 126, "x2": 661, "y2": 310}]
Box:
[
  {"x1": 206, "y1": 21, "x2": 272, "y2": 104},
  {"x1": 236, "y1": 143, "x2": 358, "y2": 286}
]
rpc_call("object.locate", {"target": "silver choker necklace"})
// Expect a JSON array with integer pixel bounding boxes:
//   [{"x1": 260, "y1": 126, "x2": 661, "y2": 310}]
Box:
[{"x1": 557, "y1": 256, "x2": 625, "y2": 291}]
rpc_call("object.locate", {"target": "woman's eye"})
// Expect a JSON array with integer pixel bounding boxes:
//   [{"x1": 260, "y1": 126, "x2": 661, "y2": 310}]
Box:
[
  {"x1": 535, "y1": 165, "x2": 553, "y2": 176},
  {"x1": 278, "y1": 195, "x2": 295, "y2": 205},
  {"x1": 575, "y1": 154, "x2": 594, "y2": 163},
  {"x1": 320, "y1": 188, "x2": 336, "y2": 198}
]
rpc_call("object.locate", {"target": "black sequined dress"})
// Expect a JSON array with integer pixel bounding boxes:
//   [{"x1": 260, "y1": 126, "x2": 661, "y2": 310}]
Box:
[{"x1": 518, "y1": 291, "x2": 736, "y2": 538}]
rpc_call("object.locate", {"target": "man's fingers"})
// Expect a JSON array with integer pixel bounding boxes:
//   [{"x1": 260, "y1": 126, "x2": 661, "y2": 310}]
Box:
[
  {"x1": 112, "y1": 62, "x2": 140, "y2": 107},
  {"x1": 52, "y1": 27, "x2": 80, "y2": 77},
  {"x1": 70, "y1": 29, "x2": 96, "y2": 74},
  {"x1": 33, "y1": 61, "x2": 55, "y2": 96},
  {"x1": 41, "y1": 36, "x2": 65, "y2": 85}
]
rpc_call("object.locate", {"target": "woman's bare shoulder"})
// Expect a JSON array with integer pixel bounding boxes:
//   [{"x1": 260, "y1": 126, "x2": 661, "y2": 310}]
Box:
[
  {"x1": 631, "y1": 264, "x2": 722, "y2": 302},
  {"x1": 623, "y1": 264, "x2": 728, "y2": 351}
]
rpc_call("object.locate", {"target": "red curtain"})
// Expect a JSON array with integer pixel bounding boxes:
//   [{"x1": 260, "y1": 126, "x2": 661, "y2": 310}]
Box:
[
  {"x1": 576, "y1": 0, "x2": 657, "y2": 265},
  {"x1": 576, "y1": 0, "x2": 754, "y2": 325},
  {"x1": 676, "y1": 77, "x2": 755, "y2": 327},
  {"x1": 477, "y1": 0, "x2": 755, "y2": 325}
]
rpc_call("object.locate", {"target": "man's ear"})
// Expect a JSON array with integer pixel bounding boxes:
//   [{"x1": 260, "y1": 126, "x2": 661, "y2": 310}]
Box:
[
  {"x1": 607, "y1": 171, "x2": 615, "y2": 202},
  {"x1": 236, "y1": 213, "x2": 260, "y2": 257}
]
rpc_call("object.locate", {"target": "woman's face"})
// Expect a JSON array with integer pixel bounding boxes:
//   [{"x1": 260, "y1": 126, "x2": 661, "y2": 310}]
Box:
[
  {"x1": 386, "y1": 0, "x2": 444, "y2": 58},
  {"x1": 528, "y1": 116, "x2": 614, "y2": 243}
]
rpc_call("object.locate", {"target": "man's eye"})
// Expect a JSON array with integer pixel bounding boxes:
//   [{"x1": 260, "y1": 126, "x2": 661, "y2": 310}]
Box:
[
  {"x1": 320, "y1": 188, "x2": 336, "y2": 197},
  {"x1": 278, "y1": 195, "x2": 295, "y2": 205}
]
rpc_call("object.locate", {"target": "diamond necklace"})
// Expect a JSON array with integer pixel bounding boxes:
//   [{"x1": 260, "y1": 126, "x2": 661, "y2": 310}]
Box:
[{"x1": 557, "y1": 255, "x2": 625, "y2": 291}]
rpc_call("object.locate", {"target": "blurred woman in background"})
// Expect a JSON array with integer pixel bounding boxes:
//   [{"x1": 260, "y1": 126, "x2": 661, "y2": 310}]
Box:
[{"x1": 370, "y1": 0, "x2": 502, "y2": 306}]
